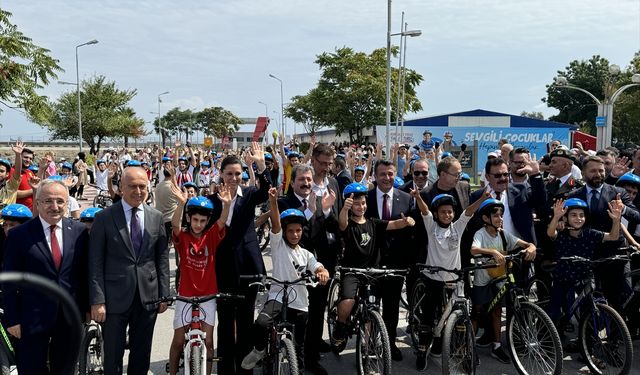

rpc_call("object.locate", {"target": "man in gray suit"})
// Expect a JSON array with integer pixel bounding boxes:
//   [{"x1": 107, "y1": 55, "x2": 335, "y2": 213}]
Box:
[{"x1": 89, "y1": 166, "x2": 170, "y2": 375}]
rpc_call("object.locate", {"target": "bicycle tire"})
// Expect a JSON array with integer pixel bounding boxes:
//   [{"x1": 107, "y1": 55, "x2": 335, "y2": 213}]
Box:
[
  {"x1": 579, "y1": 303, "x2": 632, "y2": 375},
  {"x1": 507, "y1": 301, "x2": 562, "y2": 375},
  {"x1": 442, "y1": 309, "x2": 476, "y2": 375},
  {"x1": 78, "y1": 325, "x2": 104, "y2": 375},
  {"x1": 408, "y1": 278, "x2": 427, "y2": 350},
  {"x1": 259, "y1": 222, "x2": 271, "y2": 253},
  {"x1": 525, "y1": 278, "x2": 551, "y2": 308},
  {"x1": 277, "y1": 337, "x2": 299, "y2": 375},
  {"x1": 190, "y1": 343, "x2": 203, "y2": 375},
  {"x1": 326, "y1": 277, "x2": 342, "y2": 350},
  {"x1": 356, "y1": 310, "x2": 391, "y2": 375}
]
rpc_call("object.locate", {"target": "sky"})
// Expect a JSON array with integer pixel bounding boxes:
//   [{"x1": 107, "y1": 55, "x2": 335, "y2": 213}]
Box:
[{"x1": 1, "y1": 0, "x2": 639, "y2": 143}]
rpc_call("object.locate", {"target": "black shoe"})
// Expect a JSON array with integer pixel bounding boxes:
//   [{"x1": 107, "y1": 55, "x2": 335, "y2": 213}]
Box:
[
  {"x1": 430, "y1": 337, "x2": 442, "y2": 358},
  {"x1": 475, "y1": 333, "x2": 492, "y2": 348},
  {"x1": 305, "y1": 361, "x2": 329, "y2": 375},
  {"x1": 416, "y1": 352, "x2": 427, "y2": 371},
  {"x1": 391, "y1": 344, "x2": 403, "y2": 361},
  {"x1": 491, "y1": 345, "x2": 511, "y2": 364},
  {"x1": 563, "y1": 339, "x2": 579, "y2": 353},
  {"x1": 317, "y1": 340, "x2": 332, "y2": 353}
]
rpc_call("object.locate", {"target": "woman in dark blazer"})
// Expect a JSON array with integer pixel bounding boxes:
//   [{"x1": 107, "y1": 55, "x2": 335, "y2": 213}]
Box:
[{"x1": 207, "y1": 142, "x2": 271, "y2": 375}]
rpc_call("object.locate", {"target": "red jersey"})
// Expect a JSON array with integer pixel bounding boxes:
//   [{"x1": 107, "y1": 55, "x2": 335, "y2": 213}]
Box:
[
  {"x1": 172, "y1": 224, "x2": 225, "y2": 297},
  {"x1": 10, "y1": 168, "x2": 34, "y2": 209}
]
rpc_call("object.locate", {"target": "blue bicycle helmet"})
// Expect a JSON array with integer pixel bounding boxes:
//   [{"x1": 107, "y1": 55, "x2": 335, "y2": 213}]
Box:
[
  {"x1": 96, "y1": 159, "x2": 106, "y2": 165},
  {"x1": 393, "y1": 176, "x2": 405, "y2": 188},
  {"x1": 200, "y1": 161, "x2": 211, "y2": 167},
  {"x1": 343, "y1": 182, "x2": 368, "y2": 198},
  {"x1": 186, "y1": 196, "x2": 214, "y2": 216},
  {"x1": 563, "y1": 198, "x2": 588, "y2": 213},
  {"x1": 460, "y1": 172, "x2": 470, "y2": 182},
  {"x1": 183, "y1": 182, "x2": 197, "y2": 190},
  {"x1": 242, "y1": 172, "x2": 249, "y2": 181},
  {"x1": 478, "y1": 198, "x2": 504, "y2": 217},
  {"x1": 80, "y1": 207, "x2": 102, "y2": 222},
  {"x1": 287, "y1": 152, "x2": 300, "y2": 159},
  {"x1": 178, "y1": 156, "x2": 188, "y2": 162},
  {"x1": 61, "y1": 162, "x2": 73, "y2": 170},
  {"x1": 616, "y1": 173, "x2": 640, "y2": 188},
  {"x1": 0, "y1": 159, "x2": 10, "y2": 170},
  {"x1": 354, "y1": 166, "x2": 366, "y2": 173},
  {"x1": 264, "y1": 153, "x2": 274, "y2": 161},
  {"x1": 126, "y1": 160, "x2": 142, "y2": 167},
  {"x1": 431, "y1": 194, "x2": 457, "y2": 209},
  {"x1": 1, "y1": 204, "x2": 32, "y2": 222},
  {"x1": 28, "y1": 165, "x2": 39, "y2": 173},
  {"x1": 162, "y1": 156, "x2": 172, "y2": 162},
  {"x1": 441, "y1": 152, "x2": 453, "y2": 159},
  {"x1": 280, "y1": 208, "x2": 306, "y2": 227},
  {"x1": 47, "y1": 175, "x2": 63, "y2": 181}
]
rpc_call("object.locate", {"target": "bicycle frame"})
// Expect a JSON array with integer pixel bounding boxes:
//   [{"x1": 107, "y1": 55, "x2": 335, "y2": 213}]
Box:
[
  {"x1": 433, "y1": 283, "x2": 469, "y2": 339},
  {"x1": 183, "y1": 303, "x2": 207, "y2": 375}
]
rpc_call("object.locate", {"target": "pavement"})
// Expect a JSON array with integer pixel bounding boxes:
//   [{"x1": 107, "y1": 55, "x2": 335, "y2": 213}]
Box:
[{"x1": 75, "y1": 185, "x2": 640, "y2": 374}]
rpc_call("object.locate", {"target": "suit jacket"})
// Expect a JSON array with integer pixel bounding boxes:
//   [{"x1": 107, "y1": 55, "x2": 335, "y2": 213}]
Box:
[
  {"x1": 545, "y1": 176, "x2": 584, "y2": 217},
  {"x1": 568, "y1": 183, "x2": 640, "y2": 233},
  {"x1": 365, "y1": 187, "x2": 414, "y2": 267},
  {"x1": 207, "y1": 170, "x2": 271, "y2": 291},
  {"x1": 3, "y1": 217, "x2": 89, "y2": 335},
  {"x1": 89, "y1": 201, "x2": 169, "y2": 313},
  {"x1": 335, "y1": 170, "x2": 353, "y2": 196},
  {"x1": 421, "y1": 180, "x2": 471, "y2": 220}
]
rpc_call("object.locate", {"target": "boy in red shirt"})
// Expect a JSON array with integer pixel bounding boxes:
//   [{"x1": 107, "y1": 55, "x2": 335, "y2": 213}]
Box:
[{"x1": 168, "y1": 183, "x2": 232, "y2": 375}]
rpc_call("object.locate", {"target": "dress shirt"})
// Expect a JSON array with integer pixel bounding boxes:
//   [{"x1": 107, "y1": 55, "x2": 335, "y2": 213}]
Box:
[
  {"x1": 39, "y1": 216, "x2": 63, "y2": 256},
  {"x1": 226, "y1": 186, "x2": 243, "y2": 227}
]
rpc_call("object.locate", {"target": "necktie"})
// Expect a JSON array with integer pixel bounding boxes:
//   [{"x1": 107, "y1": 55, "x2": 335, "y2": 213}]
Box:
[
  {"x1": 590, "y1": 190, "x2": 599, "y2": 211},
  {"x1": 382, "y1": 193, "x2": 391, "y2": 220},
  {"x1": 50, "y1": 225, "x2": 62, "y2": 270},
  {"x1": 302, "y1": 198, "x2": 308, "y2": 211},
  {"x1": 496, "y1": 192, "x2": 502, "y2": 201},
  {"x1": 131, "y1": 207, "x2": 142, "y2": 256}
]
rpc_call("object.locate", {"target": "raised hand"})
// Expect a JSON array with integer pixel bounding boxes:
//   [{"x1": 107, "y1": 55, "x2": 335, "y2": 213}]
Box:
[
  {"x1": 400, "y1": 213, "x2": 415, "y2": 227},
  {"x1": 28, "y1": 175, "x2": 41, "y2": 191},
  {"x1": 11, "y1": 140, "x2": 24, "y2": 155},
  {"x1": 611, "y1": 156, "x2": 630, "y2": 178},
  {"x1": 516, "y1": 153, "x2": 540, "y2": 176},
  {"x1": 552, "y1": 199, "x2": 566, "y2": 219},
  {"x1": 343, "y1": 193, "x2": 354, "y2": 211},
  {"x1": 217, "y1": 184, "x2": 233, "y2": 205},
  {"x1": 170, "y1": 183, "x2": 188, "y2": 204},
  {"x1": 268, "y1": 187, "x2": 278, "y2": 204},
  {"x1": 249, "y1": 142, "x2": 266, "y2": 170},
  {"x1": 307, "y1": 190, "x2": 317, "y2": 212},
  {"x1": 607, "y1": 194, "x2": 624, "y2": 220},
  {"x1": 322, "y1": 190, "x2": 337, "y2": 211}
]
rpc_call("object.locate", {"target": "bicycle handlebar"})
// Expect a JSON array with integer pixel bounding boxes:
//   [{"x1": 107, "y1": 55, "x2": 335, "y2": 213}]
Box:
[
  {"x1": 240, "y1": 273, "x2": 318, "y2": 287},
  {"x1": 559, "y1": 254, "x2": 631, "y2": 264},
  {"x1": 335, "y1": 266, "x2": 410, "y2": 276},
  {"x1": 144, "y1": 293, "x2": 244, "y2": 306}
]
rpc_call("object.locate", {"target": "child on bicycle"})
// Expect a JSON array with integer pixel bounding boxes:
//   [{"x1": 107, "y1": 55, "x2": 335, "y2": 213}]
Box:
[
  {"x1": 546, "y1": 198, "x2": 622, "y2": 328},
  {"x1": 242, "y1": 187, "x2": 330, "y2": 371},
  {"x1": 168, "y1": 183, "x2": 232, "y2": 375},
  {"x1": 409, "y1": 190, "x2": 490, "y2": 370},
  {"x1": 331, "y1": 182, "x2": 415, "y2": 349},
  {"x1": 470, "y1": 198, "x2": 537, "y2": 364}
]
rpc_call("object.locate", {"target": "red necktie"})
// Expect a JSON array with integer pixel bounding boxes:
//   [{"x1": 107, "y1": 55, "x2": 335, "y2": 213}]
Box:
[
  {"x1": 382, "y1": 193, "x2": 391, "y2": 220},
  {"x1": 50, "y1": 225, "x2": 62, "y2": 270}
]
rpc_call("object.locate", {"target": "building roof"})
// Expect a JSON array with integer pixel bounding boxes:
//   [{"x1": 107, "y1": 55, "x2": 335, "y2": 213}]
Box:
[{"x1": 402, "y1": 109, "x2": 576, "y2": 129}]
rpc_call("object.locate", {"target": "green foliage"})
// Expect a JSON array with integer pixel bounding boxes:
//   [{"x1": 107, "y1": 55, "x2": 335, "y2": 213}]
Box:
[
  {"x1": 41, "y1": 75, "x2": 144, "y2": 154},
  {"x1": 195, "y1": 106, "x2": 241, "y2": 138},
  {"x1": 0, "y1": 9, "x2": 62, "y2": 124},
  {"x1": 285, "y1": 46, "x2": 423, "y2": 143},
  {"x1": 520, "y1": 111, "x2": 544, "y2": 120},
  {"x1": 153, "y1": 107, "x2": 196, "y2": 143}
]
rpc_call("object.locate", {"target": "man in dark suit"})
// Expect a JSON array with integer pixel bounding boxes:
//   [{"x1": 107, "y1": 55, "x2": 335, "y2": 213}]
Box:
[
  {"x1": 332, "y1": 157, "x2": 352, "y2": 196},
  {"x1": 365, "y1": 159, "x2": 413, "y2": 361},
  {"x1": 206, "y1": 144, "x2": 271, "y2": 375},
  {"x1": 89, "y1": 166, "x2": 169, "y2": 375},
  {"x1": 421, "y1": 157, "x2": 470, "y2": 219},
  {"x1": 4, "y1": 178, "x2": 89, "y2": 374},
  {"x1": 568, "y1": 155, "x2": 640, "y2": 311}
]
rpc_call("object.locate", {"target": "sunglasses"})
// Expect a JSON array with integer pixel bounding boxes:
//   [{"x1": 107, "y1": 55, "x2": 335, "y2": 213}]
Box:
[
  {"x1": 413, "y1": 171, "x2": 429, "y2": 177},
  {"x1": 491, "y1": 172, "x2": 510, "y2": 178}
]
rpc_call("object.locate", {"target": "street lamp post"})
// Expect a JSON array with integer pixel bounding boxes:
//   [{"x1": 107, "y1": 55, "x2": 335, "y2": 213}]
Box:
[
  {"x1": 258, "y1": 101, "x2": 268, "y2": 117},
  {"x1": 75, "y1": 39, "x2": 98, "y2": 153},
  {"x1": 268, "y1": 74, "x2": 284, "y2": 139},
  {"x1": 157, "y1": 91, "x2": 169, "y2": 146},
  {"x1": 554, "y1": 66, "x2": 640, "y2": 149}
]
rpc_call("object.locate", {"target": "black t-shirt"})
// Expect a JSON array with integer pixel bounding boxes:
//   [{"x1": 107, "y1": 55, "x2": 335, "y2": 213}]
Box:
[{"x1": 341, "y1": 217, "x2": 388, "y2": 268}]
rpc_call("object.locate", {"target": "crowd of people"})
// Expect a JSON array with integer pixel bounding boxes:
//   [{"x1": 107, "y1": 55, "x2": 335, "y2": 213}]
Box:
[{"x1": 1, "y1": 131, "x2": 640, "y2": 374}]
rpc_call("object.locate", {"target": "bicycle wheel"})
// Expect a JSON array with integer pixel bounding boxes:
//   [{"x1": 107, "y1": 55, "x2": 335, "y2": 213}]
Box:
[
  {"x1": 78, "y1": 325, "x2": 104, "y2": 375},
  {"x1": 326, "y1": 278, "x2": 345, "y2": 352},
  {"x1": 579, "y1": 303, "x2": 632, "y2": 375},
  {"x1": 525, "y1": 278, "x2": 551, "y2": 308},
  {"x1": 356, "y1": 310, "x2": 391, "y2": 375},
  {"x1": 277, "y1": 337, "x2": 299, "y2": 375},
  {"x1": 408, "y1": 278, "x2": 427, "y2": 350},
  {"x1": 442, "y1": 310, "x2": 476, "y2": 375},
  {"x1": 189, "y1": 343, "x2": 203, "y2": 375},
  {"x1": 507, "y1": 301, "x2": 562, "y2": 375},
  {"x1": 259, "y1": 222, "x2": 271, "y2": 252}
]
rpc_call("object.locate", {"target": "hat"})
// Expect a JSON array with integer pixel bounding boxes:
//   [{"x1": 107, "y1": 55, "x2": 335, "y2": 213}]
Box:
[
  {"x1": 487, "y1": 151, "x2": 500, "y2": 159},
  {"x1": 550, "y1": 148, "x2": 575, "y2": 162}
]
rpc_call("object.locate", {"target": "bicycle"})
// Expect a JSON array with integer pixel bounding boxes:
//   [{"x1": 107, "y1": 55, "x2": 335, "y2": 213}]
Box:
[
  {"x1": 407, "y1": 262, "x2": 499, "y2": 374},
  {"x1": 326, "y1": 266, "x2": 408, "y2": 375},
  {"x1": 92, "y1": 188, "x2": 113, "y2": 209},
  {"x1": 255, "y1": 202, "x2": 271, "y2": 252},
  {"x1": 553, "y1": 254, "x2": 634, "y2": 375},
  {"x1": 77, "y1": 320, "x2": 104, "y2": 375},
  {"x1": 479, "y1": 251, "x2": 563, "y2": 375},
  {"x1": 242, "y1": 272, "x2": 318, "y2": 375},
  {"x1": 147, "y1": 293, "x2": 243, "y2": 375},
  {"x1": 0, "y1": 309, "x2": 15, "y2": 375}
]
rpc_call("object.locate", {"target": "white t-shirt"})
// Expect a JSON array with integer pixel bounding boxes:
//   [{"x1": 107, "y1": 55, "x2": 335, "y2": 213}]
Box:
[
  {"x1": 472, "y1": 227, "x2": 519, "y2": 287},
  {"x1": 423, "y1": 211, "x2": 472, "y2": 281},
  {"x1": 267, "y1": 229, "x2": 322, "y2": 312},
  {"x1": 95, "y1": 169, "x2": 109, "y2": 191},
  {"x1": 68, "y1": 197, "x2": 80, "y2": 216}
]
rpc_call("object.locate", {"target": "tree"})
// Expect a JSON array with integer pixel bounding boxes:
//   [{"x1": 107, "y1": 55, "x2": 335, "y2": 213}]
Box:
[
  {"x1": 0, "y1": 9, "x2": 62, "y2": 124},
  {"x1": 520, "y1": 111, "x2": 544, "y2": 120},
  {"x1": 286, "y1": 46, "x2": 423, "y2": 143},
  {"x1": 41, "y1": 75, "x2": 143, "y2": 154},
  {"x1": 195, "y1": 106, "x2": 241, "y2": 139},
  {"x1": 155, "y1": 107, "x2": 197, "y2": 143},
  {"x1": 610, "y1": 52, "x2": 640, "y2": 145}
]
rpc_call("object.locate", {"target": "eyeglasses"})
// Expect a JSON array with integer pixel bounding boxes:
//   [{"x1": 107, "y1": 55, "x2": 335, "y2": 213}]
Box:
[
  {"x1": 444, "y1": 170, "x2": 463, "y2": 179},
  {"x1": 491, "y1": 172, "x2": 510, "y2": 178},
  {"x1": 413, "y1": 171, "x2": 429, "y2": 177},
  {"x1": 39, "y1": 198, "x2": 67, "y2": 206},
  {"x1": 314, "y1": 158, "x2": 333, "y2": 167}
]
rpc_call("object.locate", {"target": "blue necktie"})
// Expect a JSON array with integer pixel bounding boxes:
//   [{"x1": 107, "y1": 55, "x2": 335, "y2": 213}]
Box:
[
  {"x1": 131, "y1": 207, "x2": 142, "y2": 256},
  {"x1": 590, "y1": 190, "x2": 599, "y2": 211}
]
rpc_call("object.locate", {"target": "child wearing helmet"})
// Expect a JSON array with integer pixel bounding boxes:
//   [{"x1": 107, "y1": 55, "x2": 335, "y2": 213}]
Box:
[
  {"x1": 545, "y1": 198, "x2": 623, "y2": 326},
  {"x1": 470, "y1": 198, "x2": 539, "y2": 363},
  {"x1": 331, "y1": 183, "x2": 416, "y2": 350},
  {"x1": 409, "y1": 189, "x2": 490, "y2": 369},
  {"x1": 242, "y1": 188, "x2": 329, "y2": 371},
  {"x1": 1, "y1": 203, "x2": 32, "y2": 236},
  {"x1": 167, "y1": 183, "x2": 233, "y2": 375},
  {"x1": 79, "y1": 207, "x2": 102, "y2": 231}
]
